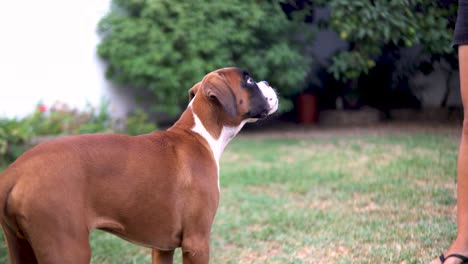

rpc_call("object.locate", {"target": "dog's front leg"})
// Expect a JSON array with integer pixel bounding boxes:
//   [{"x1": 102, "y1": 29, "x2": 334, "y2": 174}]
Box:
[
  {"x1": 181, "y1": 236, "x2": 210, "y2": 264},
  {"x1": 182, "y1": 248, "x2": 209, "y2": 264},
  {"x1": 152, "y1": 249, "x2": 175, "y2": 264}
]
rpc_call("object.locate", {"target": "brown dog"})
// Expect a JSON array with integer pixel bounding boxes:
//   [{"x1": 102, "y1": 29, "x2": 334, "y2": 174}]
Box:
[{"x1": 0, "y1": 67, "x2": 278, "y2": 263}]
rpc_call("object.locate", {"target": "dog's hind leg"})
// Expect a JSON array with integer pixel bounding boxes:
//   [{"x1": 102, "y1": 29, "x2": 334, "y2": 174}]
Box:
[
  {"x1": 1, "y1": 222, "x2": 37, "y2": 264},
  {"x1": 14, "y1": 212, "x2": 91, "y2": 264},
  {"x1": 152, "y1": 249, "x2": 175, "y2": 264},
  {"x1": 25, "y1": 226, "x2": 91, "y2": 264}
]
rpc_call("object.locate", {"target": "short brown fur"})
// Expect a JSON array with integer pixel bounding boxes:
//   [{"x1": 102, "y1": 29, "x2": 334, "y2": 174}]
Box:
[{"x1": 0, "y1": 68, "x2": 265, "y2": 264}]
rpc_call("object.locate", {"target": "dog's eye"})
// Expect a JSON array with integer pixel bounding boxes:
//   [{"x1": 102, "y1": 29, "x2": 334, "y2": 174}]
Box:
[{"x1": 247, "y1": 77, "x2": 255, "y2": 84}]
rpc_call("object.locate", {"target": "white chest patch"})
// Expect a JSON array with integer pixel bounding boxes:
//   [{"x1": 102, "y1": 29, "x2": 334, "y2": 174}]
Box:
[{"x1": 190, "y1": 106, "x2": 246, "y2": 191}]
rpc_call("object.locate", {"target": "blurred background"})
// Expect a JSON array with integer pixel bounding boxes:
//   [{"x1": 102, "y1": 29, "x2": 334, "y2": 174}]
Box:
[
  {"x1": 0, "y1": 0, "x2": 460, "y2": 126},
  {"x1": 0, "y1": 0, "x2": 463, "y2": 263}
]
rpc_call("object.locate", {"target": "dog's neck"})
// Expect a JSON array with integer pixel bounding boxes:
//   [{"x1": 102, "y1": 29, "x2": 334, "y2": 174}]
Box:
[
  {"x1": 190, "y1": 108, "x2": 246, "y2": 166},
  {"x1": 170, "y1": 95, "x2": 247, "y2": 188}
]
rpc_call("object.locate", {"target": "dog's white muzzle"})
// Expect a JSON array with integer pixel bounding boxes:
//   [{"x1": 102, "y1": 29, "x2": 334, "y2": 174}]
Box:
[{"x1": 257, "y1": 81, "x2": 279, "y2": 115}]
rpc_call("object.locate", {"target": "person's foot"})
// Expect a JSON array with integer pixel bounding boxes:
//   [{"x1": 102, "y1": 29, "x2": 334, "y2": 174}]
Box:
[
  {"x1": 430, "y1": 241, "x2": 468, "y2": 264},
  {"x1": 430, "y1": 253, "x2": 468, "y2": 264}
]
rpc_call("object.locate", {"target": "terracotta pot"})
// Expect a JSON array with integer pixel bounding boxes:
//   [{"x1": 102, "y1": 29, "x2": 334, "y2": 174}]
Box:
[{"x1": 297, "y1": 93, "x2": 317, "y2": 124}]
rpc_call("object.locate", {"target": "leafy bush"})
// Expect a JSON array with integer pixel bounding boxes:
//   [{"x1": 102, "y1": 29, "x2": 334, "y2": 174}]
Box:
[
  {"x1": 0, "y1": 102, "x2": 157, "y2": 165},
  {"x1": 125, "y1": 109, "x2": 157, "y2": 136},
  {"x1": 97, "y1": 0, "x2": 312, "y2": 114},
  {"x1": 314, "y1": 0, "x2": 456, "y2": 81},
  {"x1": 74, "y1": 101, "x2": 114, "y2": 134},
  {"x1": 26, "y1": 101, "x2": 113, "y2": 135},
  {"x1": 0, "y1": 118, "x2": 34, "y2": 165}
]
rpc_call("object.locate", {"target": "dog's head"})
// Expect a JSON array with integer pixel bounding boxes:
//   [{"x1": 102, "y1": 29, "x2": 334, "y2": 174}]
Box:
[{"x1": 189, "y1": 67, "x2": 278, "y2": 126}]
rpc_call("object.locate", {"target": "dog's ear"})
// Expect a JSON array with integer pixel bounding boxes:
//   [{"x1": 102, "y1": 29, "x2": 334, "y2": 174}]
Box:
[
  {"x1": 202, "y1": 76, "x2": 237, "y2": 117},
  {"x1": 188, "y1": 82, "x2": 201, "y2": 101}
]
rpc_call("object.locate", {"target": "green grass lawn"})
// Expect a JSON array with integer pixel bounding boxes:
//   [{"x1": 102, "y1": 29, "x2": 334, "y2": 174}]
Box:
[{"x1": 0, "y1": 129, "x2": 461, "y2": 263}]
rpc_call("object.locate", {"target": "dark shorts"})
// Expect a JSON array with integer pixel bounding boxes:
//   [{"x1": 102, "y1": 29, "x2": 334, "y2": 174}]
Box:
[{"x1": 454, "y1": 0, "x2": 468, "y2": 46}]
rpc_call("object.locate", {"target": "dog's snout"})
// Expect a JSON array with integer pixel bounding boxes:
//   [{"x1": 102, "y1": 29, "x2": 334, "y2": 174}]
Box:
[{"x1": 256, "y1": 80, "x2": 279, "y2": 117}]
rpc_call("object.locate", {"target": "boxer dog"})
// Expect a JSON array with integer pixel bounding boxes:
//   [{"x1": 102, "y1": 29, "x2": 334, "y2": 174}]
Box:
[{"x1": 0, "y1": 67, "x2": 278, "y2": 264}]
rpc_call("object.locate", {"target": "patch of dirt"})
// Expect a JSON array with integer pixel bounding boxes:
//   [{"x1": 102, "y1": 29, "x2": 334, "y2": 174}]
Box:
[
  {"x1": 294, "y1": 246, "x2": 316, "y2": 261},
  {"x1": 238, "y1": 241, "x2": 283, "y2": 263}
]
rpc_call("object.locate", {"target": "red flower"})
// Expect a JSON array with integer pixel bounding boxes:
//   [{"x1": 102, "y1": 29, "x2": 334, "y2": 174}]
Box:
[{"x1": 38, "y1": 104, "x2": 47, "y2": 113}]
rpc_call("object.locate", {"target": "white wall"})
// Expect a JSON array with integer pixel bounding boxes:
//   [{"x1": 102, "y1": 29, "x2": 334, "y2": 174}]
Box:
[{"x1": 0, "y1": 0, "x2": 134, "y2": 118}]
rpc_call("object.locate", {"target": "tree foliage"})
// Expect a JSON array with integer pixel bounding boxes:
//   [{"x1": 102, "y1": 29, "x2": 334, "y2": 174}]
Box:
[
  {"x1": 315, "y1": 0, "x2": 457, "y2": 81},
  {"x1": 98, "y1": 0, "x2": 312, "y2": 114}
]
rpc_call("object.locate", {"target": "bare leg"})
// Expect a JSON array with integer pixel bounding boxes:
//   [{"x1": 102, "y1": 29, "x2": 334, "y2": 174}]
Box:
[{"x1": 431, "y1": 45, "x2": 468, "y2": 263}]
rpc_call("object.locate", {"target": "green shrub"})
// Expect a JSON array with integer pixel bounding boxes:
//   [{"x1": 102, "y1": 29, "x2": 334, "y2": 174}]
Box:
[
  {"x1": 74, "y1": 101, "x2": 114, "y2": 134},
  {"x1": 313, "y1": 0, "x2": 456, "y2": 81},
  {"x1": 0, "y1": 118, "x2": 34, "y2": 165},
  {"x1": 98, "y1": 0, "x2": 312, "y2": 114},
  {"x1": 0, "y1": 101, "x2": 159, "y2": 165},
  {"x1": 26, "y1": 101, "x2": 114, "y2": 135},
  {"x1": 124, "y1": 109, "x2": 157, "y2": 136},
  {"x1": 26, "y1": 106, "x2": 64, "y2": 135}
]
